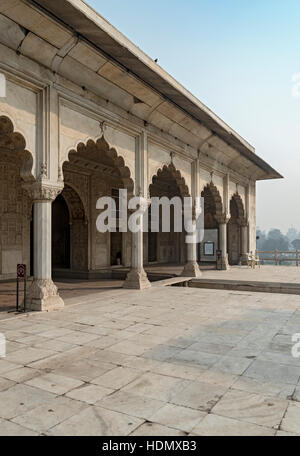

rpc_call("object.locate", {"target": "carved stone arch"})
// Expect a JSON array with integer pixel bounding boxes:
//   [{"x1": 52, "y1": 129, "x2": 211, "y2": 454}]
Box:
[
  {"x1": 201, "y1": 182, "x2": 224, "y2": 224},
  {"x1": 0, "y1": 115, "x2": 34, "y2": 182},
  {"x1": 63, "y1": 135, "x2": 134, "y2": 194},
  {"x1": 61, "y1": 184, "x2": 86, "y2": 223},
  {"x1": 150, "y1": 162, "x2": 191, "y2": 198},
  {"x1": 52, "y1": 184, "x2": 89, "y2": 272},
  {"x1": 0, "y1": 115, "x2": 35, "y2": 278},
  {"x1": 230, "y1": 192, "x2": 246, "y2": 225}
]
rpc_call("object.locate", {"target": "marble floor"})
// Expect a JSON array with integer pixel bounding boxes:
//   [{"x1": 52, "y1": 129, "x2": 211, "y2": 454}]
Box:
[
  {"x1": 0, "y1": 282, "x2": 300, "y2": 435},
  {"x1": 201, "y1": 265, "x2": 300, "y2": 285},
  {"x1": 1, "y1": 265, "x2": 299, "y2": 314},
  {"x1": 0, "y1": 279, "x2": 124, "y2": 313}
]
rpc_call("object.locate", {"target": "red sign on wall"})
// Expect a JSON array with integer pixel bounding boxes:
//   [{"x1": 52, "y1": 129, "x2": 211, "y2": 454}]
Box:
[{"x1": 17, "y1": 264, "x2": 26, "y2": 279}]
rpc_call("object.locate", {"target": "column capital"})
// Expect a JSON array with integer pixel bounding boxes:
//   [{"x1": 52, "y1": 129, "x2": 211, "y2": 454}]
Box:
[
  {"x1": 238, "y1": 217, "x2": 249, "y2": 227},
  {"x1": 216, "y1": 212, "x2": 230, "y2": 224},
  {"x1": 23, "y1": 181, "x2": 64, "y2": 202}
]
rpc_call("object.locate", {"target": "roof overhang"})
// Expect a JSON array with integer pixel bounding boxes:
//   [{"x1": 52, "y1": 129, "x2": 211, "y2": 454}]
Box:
[{"x1": 26, "y1": 0, "x2": 282, "y2": 180}]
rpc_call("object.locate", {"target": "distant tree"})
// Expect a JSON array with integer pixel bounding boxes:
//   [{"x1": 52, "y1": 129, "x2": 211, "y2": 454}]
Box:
[
  {"x1": 260, "y1": 229, "x2": 290, "y2": 251},
  {"x1": 256, "y1": 228, "x2": 266, "y2": 250},
  {"x1": 287, "y1": 227, "x2": 298, "y2": 242},
  {"x1": 292, "y1": 239, "x2": 300, "y2": 250}
]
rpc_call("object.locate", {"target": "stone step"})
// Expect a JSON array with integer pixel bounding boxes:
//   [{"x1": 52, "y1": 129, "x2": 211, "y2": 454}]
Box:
[{"x1": 189, "y1": 278, "x2": 300, "y2": 295}]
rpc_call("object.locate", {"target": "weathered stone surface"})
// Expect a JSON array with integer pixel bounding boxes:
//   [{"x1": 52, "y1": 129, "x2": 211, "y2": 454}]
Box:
[
  {"x1": 171, "y1": 380, "x2": 227, "y2": 412},
  {"x1": 211, "y1": 389, "x2": 288, "y2": 428},
  {"x1": 47, "y1": 406, "x2": 144, "y2": 436},
  {"x1": 0, "y1": 384, "x2": 55, "y2": 420},
  {"x1": 123, "y1": 372, "x2": 186, "y2": 402},
  {"x1": 0, "y1": 419, "x2": 38, "y2": 436},
  {"x1": 281, "y1": 402, "x2": 300, "y2": 434},
  {"x1": 150, "y1": 404, "x2": 206, "y2": 433},
  {"x1": 244, "y1": 359, "x2": 300, "y2": 385},
  {"x1": 66, "y1": 384, "x2": 114, "y2": 404},
  {"x1": 191, "y1": 413, "x2": 275, "y2": 436},
  {"x1": 0, "y1": 282, "x2": 299, "y2": 435},
  {"x1": 26, "y1": 373, "x2": 84, "y2": 395},
  {"x1": 91, "y1": 366, "x2": 141, "y2": 390},
  {"x1": 12, "y1": 396, "x2": 88, "y2": 433},
  {"x1": 98, "y1": 391, "x2": 165, "y2": 420}
]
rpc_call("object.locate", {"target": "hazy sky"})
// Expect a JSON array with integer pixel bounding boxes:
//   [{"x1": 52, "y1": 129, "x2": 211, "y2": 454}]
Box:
[{"x1": 88, "y1": 0, "x2": 300, "y2": 234}]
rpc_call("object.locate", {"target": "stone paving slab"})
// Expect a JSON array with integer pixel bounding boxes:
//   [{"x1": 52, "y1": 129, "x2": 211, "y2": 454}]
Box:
[
  {"x1": 190, "y1": 266, "x2": 300, "y2": 296},
  {"x1": 0, "y1": 284, "x2": 300, "y2": 435},
  {"x1": 190, "y1": 413, "x2": 275, "y2": 436},
  {"x1": 211, "y1": 389, "x2": 288, "y2": 428},
  {"x1": 46, "y1": 406, "x2": 144, "y2": 436}
]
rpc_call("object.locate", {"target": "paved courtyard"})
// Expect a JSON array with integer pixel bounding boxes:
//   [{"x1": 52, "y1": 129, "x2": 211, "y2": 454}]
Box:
[
  {"x1": 201, "y1": 265, "x2": 300, "y2": 284},
  {"x1": 0, "y1": 279, "x2": 124, "y2": 313},
  {"x1": 0, "y1": 279, "x2": 300, "y2": 436}
]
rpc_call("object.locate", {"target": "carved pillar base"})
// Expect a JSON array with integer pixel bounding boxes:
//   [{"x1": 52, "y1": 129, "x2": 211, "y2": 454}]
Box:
[
  {"x1": 27, "y1": 279, "x2": 64, "y2": 312},
  {"x1": 217, "y1": 254, "x2": 230, "y2": 271},
  {"x1": 241, "y1": 253, "x2": 249, "y2": 266},
  {"x1": 181, "y1": 261, "x2": 202, "y2": 278},
  {"x1": 124, "y1": 268, "x2": 151, "y2": 290}
]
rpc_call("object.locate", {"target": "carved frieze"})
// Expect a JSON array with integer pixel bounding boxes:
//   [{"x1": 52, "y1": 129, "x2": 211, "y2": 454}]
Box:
[{"x1": 23, "y1": 181, "x2": 64, "y2": 202}]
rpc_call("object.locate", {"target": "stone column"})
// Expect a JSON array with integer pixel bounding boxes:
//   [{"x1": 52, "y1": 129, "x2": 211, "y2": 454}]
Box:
[
  {"x1": 182, "y1": 211, "x2": 202, "y2": 278},
  {"x1": 124, "y1": 131, "x2": 151, "y2": 290},
  {"x1": 217, "y1": 215, "x2": 229, "y2": 270},
  {"x1": 124, "y1": 219, "x2": 151, "y2": 290},
  {"x1": 182, "y1": 240, "x2": 202, "y2": 277},
  {"x1": 24, "y1": 182, "x2": 64, "y2": 311},
  {"x1": 240, "y1": 222, "x2": 249, "y2": 265}
]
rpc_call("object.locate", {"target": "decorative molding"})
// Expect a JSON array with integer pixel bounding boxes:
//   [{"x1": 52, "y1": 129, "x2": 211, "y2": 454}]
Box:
[
  {"x1": 0, "y1": 62, "x2": 48, "y2": 93},
  {"x1": 202, "y1": 182, "x2": 225, "y2": 224},
  {"x1": 150, "y1": 162, "x2": 191, "y2": 198},
  {"x1": 40, "y1": 163, "x2": 47, "y2": 178},
  {"x1": 1, "y1": 45, "x2": 259, "y2": 183},
  {"x1": 216, "y1": 212, "x2": 231, "y2": 225},
  {"x1": 230, "y1": 192, "x2": 247, "y2": 226},
  {"x1": 0, "y1": 114, "x2": 35, "y2": 182},
  {"x1": 64, "y1": 135, "x2": 134, "y2": 193},
  {"x1": 23, "y1": 181, "x2": 64, "y2": 202},
  {"x1": 58, "y1": 95, "x2": 140, "y2": 138}
]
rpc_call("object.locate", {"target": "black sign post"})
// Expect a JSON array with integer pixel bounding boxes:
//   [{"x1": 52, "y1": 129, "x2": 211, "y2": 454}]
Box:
[{"x1": 16, "y1": 264, "x2": 27, "y2": 313}]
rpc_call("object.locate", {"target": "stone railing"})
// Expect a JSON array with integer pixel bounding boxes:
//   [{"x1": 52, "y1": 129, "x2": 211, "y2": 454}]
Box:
[{"x1": 257, "y1": 250, "x2": 300, "y2": 266}]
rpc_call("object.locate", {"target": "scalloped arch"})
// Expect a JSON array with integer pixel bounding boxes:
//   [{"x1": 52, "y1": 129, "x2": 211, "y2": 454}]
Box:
[
  {"x1": 150, "y1": 162, "x2": 191, "y2": 198},
  {"x1": 230, "y1": 192, "x2": 246, "y2": 223},
  {"x1": 0, "y1": 115, "x2": 34, "y2": 182},
  {"x1": 63, "y1": 135, "x2": 134, "y2": 193},
  {"x1": 201, "y1": 182, "x2": 224, "y2": 222},
  {"x1": 62, "y1": 182, "x2": 88, "y2": 222}
]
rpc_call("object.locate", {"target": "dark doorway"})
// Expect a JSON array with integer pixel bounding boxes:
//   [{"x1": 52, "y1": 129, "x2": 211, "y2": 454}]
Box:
[
  {"x1": 227, "y1": 198, "x2": 240, "y2": 265},
  {"x1": 148, "y1": 206, "x2": 157, "y2": 262},
  {"x1": 199, "y1": 185, "x2": 219, "y2": 265},
  {"x1": 111, "y1": 231, "x2": 122, "y2": 266},
  {"x1": 52, "y1": 195, "x2": 70, "y2": 269},
  {"x1": 148, "y1": 232, "x2": 157, "y2": 262}
]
